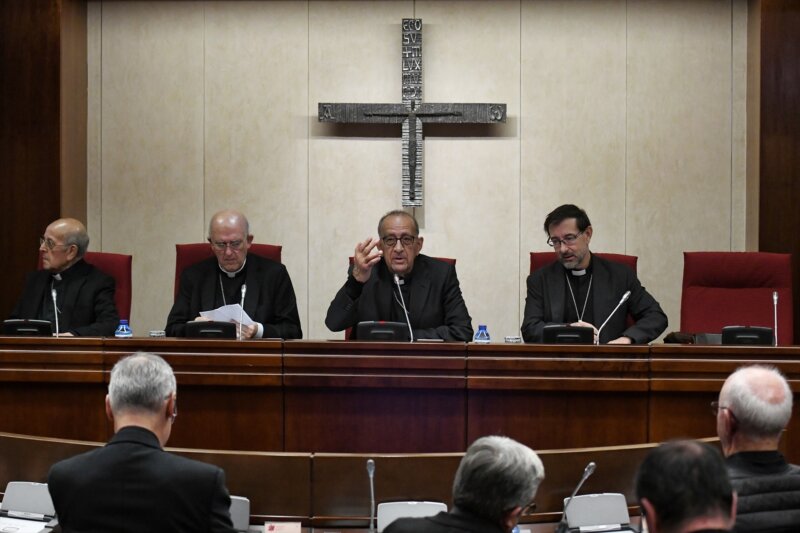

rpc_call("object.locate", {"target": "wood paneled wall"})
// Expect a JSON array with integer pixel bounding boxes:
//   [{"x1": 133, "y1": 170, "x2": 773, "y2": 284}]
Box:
[{"x1": 760, "y1": 1, "x2": 800, "y2": 343}]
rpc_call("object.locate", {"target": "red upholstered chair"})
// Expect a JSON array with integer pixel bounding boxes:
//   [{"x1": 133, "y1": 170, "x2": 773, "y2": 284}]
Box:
[
  {"x1": 529, "y1": 252, "x2": 637, "y2": 275},
  {"x1": 680, "y1": 252, "x2": 793, "y2": 344},
  {"x1": 39, "y1": 251, "x2": 133, "y2": 320},
  {"x1": 174, "y1": 243, "x2": 282, "y2": 300},
  {"x1": 344, "y1": 256, "x2": 456, "y2": 339}
]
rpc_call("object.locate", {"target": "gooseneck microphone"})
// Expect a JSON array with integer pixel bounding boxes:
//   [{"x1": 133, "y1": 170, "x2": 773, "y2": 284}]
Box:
[
  {"x1": 51, "y1": 288, "x2": 60, "y2": 338},
  {"x1": 595, "y1": 291, "x2": 631, "y2": 345},
  {"x1": 556, "y1": 461, "x2": 597, "y2": 533},
  {"x1": 239, "y1": 284, "x2": 247, "y2": 340},
  {"x1": 394, "y1": 274, "x2": 414, "y2": 342},
  {"x1": 773, "y1": 291, "x2": 779, "y2": 347},
  {"x1": 366, "y1": 458, "x2": 376, "y2": 533}
]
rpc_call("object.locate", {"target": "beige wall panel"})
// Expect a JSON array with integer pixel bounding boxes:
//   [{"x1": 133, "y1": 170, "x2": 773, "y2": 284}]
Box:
[
  {"x1": 520, "y1": 1, "x2": 627, "y2": 317},
  {"x1": 86, "y1": 2, "x2": 101, "y2": 247},
  {"x1": 308, "y1": 2, "x2": 412, "y2": 339},
  {"x1": 100, "y1": 2, "x2": 205, "y2": 333},
  {"x1": 204, "y1": 2, "x2": 310, "y2": 331},
  {"x1": 415, "y1": 0, "x2": 521, "y2": 337},
  {"x1": 627, "y1": 1, "x2": 736, "y2": 335},
  {"x1": 731, "y1": 0, "x2": 748, "y2": 251}
]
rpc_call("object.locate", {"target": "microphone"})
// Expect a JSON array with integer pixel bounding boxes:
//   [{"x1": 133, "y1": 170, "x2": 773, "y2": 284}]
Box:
[
  {"x1": 595, "y1": 291, "x2": 631, "y2": 345},
  {"x1": 773, "y1": 291, "x2": 778, "y2": 347},
  {"x1": 238, "y1": 284, "x2": 247, "y2": 340},
  {"x1": 393, "y1": 274, "x2": 414, "y2": 342},
  {"x1": 51, "y1": 288, "x2": 60, "y2": 338},
  {"x1": 366, "y1": 459, "x2": 376, "y2": 533},
  {"x1": 556, "y1": 461, "x2": 597, "y2": 533}
]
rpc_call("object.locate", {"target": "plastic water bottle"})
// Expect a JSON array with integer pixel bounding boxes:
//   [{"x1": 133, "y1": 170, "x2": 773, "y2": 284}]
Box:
[
  {"x1": 114, "y1": 319, "x2": 132, "y2": 338},
  {"x1": 473, "y1": 324, "x2": 491, "y2": 344}
]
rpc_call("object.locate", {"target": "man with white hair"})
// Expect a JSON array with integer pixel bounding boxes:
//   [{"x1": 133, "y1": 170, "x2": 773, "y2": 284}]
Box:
[
  {"x1": 715, "y1": 365, "x2": 800, "y2": 532},
  {"x1": 48, "y1": 352, "x2": 236, "y2": 532},
  {"x1": 384, "y1": 436, "x2": 545, "y2": 533}
]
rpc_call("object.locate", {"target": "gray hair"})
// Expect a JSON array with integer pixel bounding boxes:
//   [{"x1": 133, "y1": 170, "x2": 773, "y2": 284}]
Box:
[
  {"x1": 377, "y1": 210, "x2": 419, "y2": 236},
  {"x1": 721, "y1": 365, "x2": 793, "y2": 438},
  {"x1": 108, "y1": 353, "x2": 176, "y2": 415},
  {"x1": 452, "y1": 436, "x2": 545, "y2": 523},
  {"x1": 64, "y1": 225, "x2": 90, "y2": 258}
]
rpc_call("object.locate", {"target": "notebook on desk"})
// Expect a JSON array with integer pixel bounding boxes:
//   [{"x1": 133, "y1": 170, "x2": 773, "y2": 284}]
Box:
[{"x1": 0, "y1": 482, "x2": 56, "y2": 533}]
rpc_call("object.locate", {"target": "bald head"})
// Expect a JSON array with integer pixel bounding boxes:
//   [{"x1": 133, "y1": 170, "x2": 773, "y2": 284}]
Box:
[
  {"x1": 40, "y1": 218, "x2": 89, "y2": 272},
  {"x1": 719, "y1": 365, "x2": 792, "y2": 442},
  {"x1": 207, "y1": 210, "x2": 252, "y2": 273}
]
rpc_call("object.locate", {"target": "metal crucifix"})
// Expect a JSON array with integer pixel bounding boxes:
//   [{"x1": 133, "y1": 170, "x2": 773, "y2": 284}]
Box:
[{"x1": 318, "y1": 19, "x2": 507, "y2": 207}]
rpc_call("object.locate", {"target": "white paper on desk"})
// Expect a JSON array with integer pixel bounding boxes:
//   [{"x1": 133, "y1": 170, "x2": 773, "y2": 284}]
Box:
[
  {"x1": 199, "y1": 304, "x2": 255, "y2": 326},
  {"x1": 264, "y1": 522, "x2": 301, "y2": 533},
  {"x1": 0, "y1": 516, "x2": 50, "y2": 533}
]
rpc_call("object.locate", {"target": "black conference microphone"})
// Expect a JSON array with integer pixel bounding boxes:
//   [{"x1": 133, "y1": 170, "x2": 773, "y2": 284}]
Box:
[
  {"x1": 238, "y1": 284, "x2": 247, "y2": 340},
  {"x1": 393, "y1": 274, "x2": 414, "y2": 342},
  {"x1": 51, "y1": 288, "x2": 60, "y2": 338},
  {"x1": 366, "y1": 458, "x2": 376, "y2": 533},
  {"x1": 773, "y1": 291, "x2": 779, "y2": 347},
  {"x1": 555, "y1": 461, "x2": 597, "y2": 533},
  {"x1": 595, "y1": 291, "x2": 631, "y2": 345}
]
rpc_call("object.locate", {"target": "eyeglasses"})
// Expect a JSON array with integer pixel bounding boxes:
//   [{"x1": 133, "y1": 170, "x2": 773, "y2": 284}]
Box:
[
  {"x1": 39, "y1": 237, "x2": 71, "y2": 251},
  {"x1": 381, "y1": 235, "x2": 416, "y2": 248},
  {"x1": 209, "y1": 240, "x2": 244, "y2": 251},
  {"x1": 547, "y1": 231, "x2": 583, "y2": 248},
  {"x1": 710, "y1": 401, "x2": 735, "y2": 420},
  {"x1": 521, "y1": 501, "x2": 537, "y2": 516}
]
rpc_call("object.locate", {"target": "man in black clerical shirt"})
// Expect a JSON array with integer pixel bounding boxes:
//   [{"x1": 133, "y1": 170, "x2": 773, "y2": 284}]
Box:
[
  {"x1": 325, "y1": 210, "x2": 473, "y2": 341},
  {"x1": 636, "y1": 440, "x2": 736, "y2": 533},
  {"x1": 716, "y1": 365, "x2": 800, "y2": 533},
  {"x1": 521, "y1": 204, "x2": 667, "y2": 344},
  {"x1": 9, "y1": 218, "x2": 118, "y2": 336},
  {"x1": 165, "y1": 209, "x2": 302, "y2": 339}
]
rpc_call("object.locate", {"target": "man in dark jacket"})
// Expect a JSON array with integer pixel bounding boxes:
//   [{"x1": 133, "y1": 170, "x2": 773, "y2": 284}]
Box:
[
  {"x1": 384, "y1": 436, "x2": 544, "y2": 533},
  {"x1": 715, "y1": 365, "x2": 800, "y2": 533},
  {"x1": 48, "y1": 352, "x2": 235, "y2": 533}
]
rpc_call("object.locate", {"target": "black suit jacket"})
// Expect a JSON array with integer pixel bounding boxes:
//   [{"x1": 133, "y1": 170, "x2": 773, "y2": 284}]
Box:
[
  {"x1": 9, "y1": 259, "x2": 119, "y2": 336},
  {"x1": 521, "y1": 254, "x2": 667, "y2": 344},
  {"x1": 165, "y1": 254, "x2": 302, "y2": 339},
  {"x1": 48, "y1": 426, "x2": 235, "y2": 533},
  {"x1": 384, "y1": 509, "x2": 505, "y2": 533},
  {"x1": 325, "y1": 254, "x2": 473, "y2": 342}
]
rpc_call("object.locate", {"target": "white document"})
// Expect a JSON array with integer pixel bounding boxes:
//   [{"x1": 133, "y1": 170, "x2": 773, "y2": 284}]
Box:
[
  {"x1": 0, "y1": 516, "x2": 50, "y2": 533},
  {"x1": 200, "y1": 304, "x2": 255, "y2": 326},
  {"x1": 264, "y1": 522, "x2": 301, "y2": 533}
]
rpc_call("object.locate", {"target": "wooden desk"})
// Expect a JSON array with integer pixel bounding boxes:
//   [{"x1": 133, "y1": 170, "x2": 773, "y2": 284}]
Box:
[{"x1": 0, "y1": 338, "x2": 798, "y2": 461}]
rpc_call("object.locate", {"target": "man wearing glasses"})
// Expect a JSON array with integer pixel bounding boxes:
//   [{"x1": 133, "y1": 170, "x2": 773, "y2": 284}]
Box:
[
  {"x1": 715, "y1": 365, "x2": 800, "y2": 532},
  {"x1": 165, "y1": 209, "x2": 302, "y2": 339},
  {"x1": 325, "y1": 210, "x2": 473, "y2": 341},
  {"x1": 8, "y1": 217, "x2": 118, "y2": 336},
  {"x1": 521, "y1": 204, "x2": 667, "y2": 344}
]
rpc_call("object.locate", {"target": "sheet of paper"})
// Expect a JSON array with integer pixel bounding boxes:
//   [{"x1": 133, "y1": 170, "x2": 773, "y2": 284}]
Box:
[
  {"x1": 0, "y1": 516, "x2": 49, "y2": 533},
  {"x1": 199, "y1": 304, "x2": 255, "y2": 326}
]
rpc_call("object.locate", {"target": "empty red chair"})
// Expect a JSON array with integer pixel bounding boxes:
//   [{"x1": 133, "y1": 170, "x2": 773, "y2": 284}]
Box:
[
  {"x1": 174, "y1": 243, "x2": 282, "y2": 300},
  {"x1": 680, "y1": 252, "x2": 793, "y2": 344}
]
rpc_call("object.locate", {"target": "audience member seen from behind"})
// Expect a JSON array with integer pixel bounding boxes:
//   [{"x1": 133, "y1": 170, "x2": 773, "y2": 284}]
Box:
[
  {"x1": 48, "y1": 352, "x2": 236, "y2": 533},
  {"x1": 384, "y1": 435, "x2": 544, "y2": 533},
  {"x1": 635, "y1": 440, "x2": 736, "y2": 533},
  {"x1": 716, "y1": 365, "x2": 800, "y2": 532},
  {"x1": 8, "y1": 217, "x2": 118, "y2": 336}
]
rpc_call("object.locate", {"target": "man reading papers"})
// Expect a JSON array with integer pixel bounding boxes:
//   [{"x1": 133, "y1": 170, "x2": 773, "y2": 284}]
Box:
[{"x1": 165, "y1": 210, "x2": 302, "y2": 339}]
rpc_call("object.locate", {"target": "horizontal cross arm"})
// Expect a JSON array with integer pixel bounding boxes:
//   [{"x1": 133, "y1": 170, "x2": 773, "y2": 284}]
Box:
[
  {"x1": 415, "y1": 103, "x2": 506, "y2": 123},
  {"x1": 318, "y1": 103, "x2": 409, "y2": 124}
]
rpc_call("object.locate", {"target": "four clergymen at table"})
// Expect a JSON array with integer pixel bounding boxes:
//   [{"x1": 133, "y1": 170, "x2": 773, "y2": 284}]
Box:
[{"x1": 10, "y1": 206, "x2": 668, "y2": 343}]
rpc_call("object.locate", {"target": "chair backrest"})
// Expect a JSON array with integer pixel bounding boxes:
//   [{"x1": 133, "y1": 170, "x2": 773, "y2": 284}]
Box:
[
  {"x1": 38, "y1": 251, "x2": 132, "y2": 320},
  {"x1": 230, "y1": 495, "x2": 250, "y2": 532},
  {"x1": 377, "y1": 501, "x2": 447, "y2": 532},
  {"x1": 680, "y1": 252, "x2": 794, "y2": 344},
  {"x1": 174, "y1": 243, "x2": 282, "y2": 300},
  {"x1": 344, "y1": 256, "x2": 456, "y2": 340},
  {"x1": 529, "y1": 252, "x2": 638, "y2": 274}
]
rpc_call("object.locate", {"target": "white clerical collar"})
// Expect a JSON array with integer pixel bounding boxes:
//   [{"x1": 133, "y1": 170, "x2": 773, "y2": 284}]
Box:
[
  {"x1": 219, "y1": 257, "x2": 247, "y2": 278},
  {"x1": 570, "y1": 268, "x2": 587, "y2": 277},
  {"x1": 52, "y1": 273, "x2": 62, "y2": 281}
]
